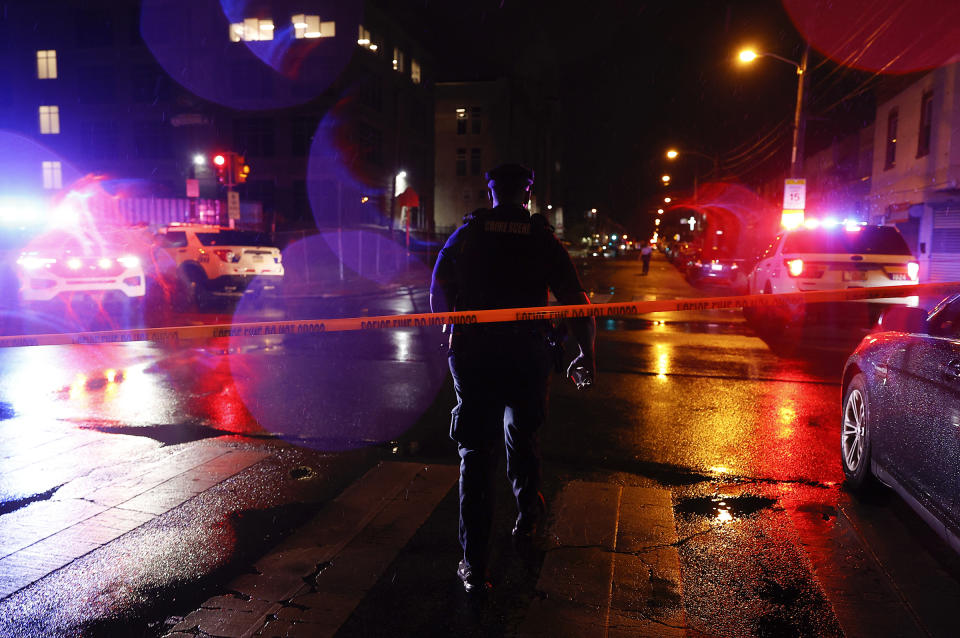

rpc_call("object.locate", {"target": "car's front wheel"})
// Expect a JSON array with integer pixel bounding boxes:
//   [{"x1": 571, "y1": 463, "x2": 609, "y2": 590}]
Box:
[{"x1": 842, "y1": 373, "x2": 876, "y2": 491}]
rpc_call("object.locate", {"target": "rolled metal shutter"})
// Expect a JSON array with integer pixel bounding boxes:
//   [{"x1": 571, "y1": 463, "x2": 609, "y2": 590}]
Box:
[{"x1": 929, "y1": 207, "x2": 960, "y2": 281}]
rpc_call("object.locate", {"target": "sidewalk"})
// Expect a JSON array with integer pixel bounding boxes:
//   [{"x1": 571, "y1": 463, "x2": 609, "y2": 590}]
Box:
[{"x1": 162, "y1": 462, "x2": 686, "y2": 638}]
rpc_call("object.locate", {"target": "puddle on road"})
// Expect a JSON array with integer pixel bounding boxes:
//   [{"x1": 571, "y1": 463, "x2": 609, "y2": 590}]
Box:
[
  {"x1": 674, "y1": 494, "x2": 777, "y2": 523},
  {"x1": 76, "y1": 420, "x2": 250, "y2": 445}
]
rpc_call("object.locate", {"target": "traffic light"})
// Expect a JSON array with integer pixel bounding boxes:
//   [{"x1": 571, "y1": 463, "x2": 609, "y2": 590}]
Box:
[
  {"x1": 213, "y1": 153, "x2": 227, "y2": 184},
  {"x1": 234, "y1": 155, "x2": 250, "y2": 184}
]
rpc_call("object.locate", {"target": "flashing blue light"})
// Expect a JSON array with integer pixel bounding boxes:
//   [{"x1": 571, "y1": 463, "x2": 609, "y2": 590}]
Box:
[{"x1": 822, "y1": 218, "x2": 839, "y2": 228}]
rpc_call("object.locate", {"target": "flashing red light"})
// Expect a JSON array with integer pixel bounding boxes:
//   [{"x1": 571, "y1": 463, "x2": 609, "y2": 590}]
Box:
[
  {"x1": 213, "y1": 154, "x2": 226, "y2": 166},
  {"x1": 786, "y1": 258, "x2": 804, "y2": 277},
  {"x1": 908, "y1": 261, "x2": 920, "y2": 281}
]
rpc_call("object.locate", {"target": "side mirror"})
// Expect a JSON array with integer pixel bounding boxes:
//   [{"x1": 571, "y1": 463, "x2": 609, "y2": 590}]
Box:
[{"x1": 876, "y1": 306, "x2": 928, "y2": 334}]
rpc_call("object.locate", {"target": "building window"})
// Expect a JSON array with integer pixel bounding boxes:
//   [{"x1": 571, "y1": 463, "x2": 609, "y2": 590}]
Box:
[
  {"x1": 230, "y1": 18, "x2": 274, "y2": 42},
  {"x1": 456, "y1": 108, "x2": 467, "y2": 135},
  {"x1": 39, "y1": 106, "x2": 60, "y2": 134},
  {"x1": 42, "y1": 161, "x2": 62, "y2": 189},
  {"x1": 392, "y1": 47, "x2": 404, "y2": 73},
  {"x1": 885, "y1": 108, "x2": 898, "y2": 169},
  {"x1": 37, "y1": 50, "x2": 57, "y2": 79},
  {"x1": 411, "y1": 60, "x2": 421, "y2": 84},
  {"x1": 292, "y1": 15, "x2": 334, "y2": 39},
  {"x1": 470, "y1": 148, "x2": 482, "y2": 176},
  {"x1": 471, "y1": 106, "x2": 482, "y2": 134},
  {"x1": 357, "y1": 25, "x2": 379, "y2": 52},
  {"x1": 917, "y1": 91, "x2": 933, "y2": 158},
  {"x1": 456, "y1": 148, "x2": 466, "y2": 176}
]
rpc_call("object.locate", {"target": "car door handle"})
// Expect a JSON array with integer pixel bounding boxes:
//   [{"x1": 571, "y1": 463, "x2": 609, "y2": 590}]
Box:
[{"x1": 943, "y1": 360, "x2": 960, "y2": 381}]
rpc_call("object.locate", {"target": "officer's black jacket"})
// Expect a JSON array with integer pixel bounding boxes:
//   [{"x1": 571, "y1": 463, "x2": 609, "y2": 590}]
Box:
[{"x1": 430, "y1": 205, "x2": 585, "y2": 316}]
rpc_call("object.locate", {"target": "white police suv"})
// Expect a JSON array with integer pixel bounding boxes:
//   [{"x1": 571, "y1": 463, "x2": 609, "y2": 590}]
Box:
[
  {"x1": 745, "y1": 221, "x2": 919, "y2": 331},
  {"x1": 155, "y1": 224, "x2": 283, "y2": 308}
]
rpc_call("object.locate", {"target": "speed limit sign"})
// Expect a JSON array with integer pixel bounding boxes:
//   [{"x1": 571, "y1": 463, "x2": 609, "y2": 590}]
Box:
[{"x1": 783, "y1": 179, "x2": 806, "y2": 210}]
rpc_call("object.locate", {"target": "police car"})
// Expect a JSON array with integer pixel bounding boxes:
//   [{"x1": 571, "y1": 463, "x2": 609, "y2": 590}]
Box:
[
  {"x1": 745, "y1": 221, "x2": 919, "y2": 331},
  {"x1": 154, "y1": 224, "x2": 284, "y2": 308},
  {"x1": 15, "y1": 228, "x2": 146, "y2": 310}
]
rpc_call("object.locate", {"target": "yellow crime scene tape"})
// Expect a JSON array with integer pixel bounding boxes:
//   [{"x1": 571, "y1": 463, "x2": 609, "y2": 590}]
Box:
[{"x1": 0, "y1": 282, "x2": 956, "y2": 349}]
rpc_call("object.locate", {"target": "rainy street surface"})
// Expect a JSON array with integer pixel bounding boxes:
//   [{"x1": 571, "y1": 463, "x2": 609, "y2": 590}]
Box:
[{"x1": 2, "y1": 251, "x2": 960, "y2": 638}]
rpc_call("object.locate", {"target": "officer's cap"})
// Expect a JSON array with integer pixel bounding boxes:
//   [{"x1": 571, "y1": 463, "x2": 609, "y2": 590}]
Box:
[{"x1": 485, "y1": 163, "x2": 534, "y2": 187}]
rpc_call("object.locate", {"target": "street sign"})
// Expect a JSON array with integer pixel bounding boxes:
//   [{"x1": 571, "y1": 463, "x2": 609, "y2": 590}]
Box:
[
  {"x1": 783, "y1": 178, "x2": 806, "y2": 210},
  {"x1": 227, "y1": 191, "x2": 240, "y2": 220},
  {"x1": 186, "y1": 178, "x2": 199, "y2": 198}
]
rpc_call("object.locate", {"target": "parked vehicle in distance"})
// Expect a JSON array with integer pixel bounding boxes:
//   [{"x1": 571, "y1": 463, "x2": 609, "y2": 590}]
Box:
[
  {"x1": 154, "y1": 224, "x2": 284, "y2": 309},
  {"x1": 745, "y1": 222, "x2": 919, "y2": 334},
  {"x1": 686, "y1": 254, "x2": 748, "y2": 292},
  {"x1": 14, "y1": 227, "x2": 146, "y2": 312},
  {"x1": 842, "y1": 296, "x2": 960, "y2": 556}
]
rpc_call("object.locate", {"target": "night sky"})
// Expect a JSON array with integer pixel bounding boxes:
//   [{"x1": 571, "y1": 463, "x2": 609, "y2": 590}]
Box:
[{"x1": 391, "y1": 0, "x2": 883, "y2": 234}]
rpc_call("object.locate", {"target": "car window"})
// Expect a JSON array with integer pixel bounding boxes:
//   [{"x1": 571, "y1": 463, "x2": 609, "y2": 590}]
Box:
[
  {"x1": 195, "y1": 231, "x2": 272, "y2": 247},
  {"x1": 162, "y1": 231, "x2": 187, "y2": 248},
  {"x1": 926, "y1": 295, "x2": 960, "y2": 338},
  {"x1": 782, "y1": 227, "x2": 912, "y2": 255}
]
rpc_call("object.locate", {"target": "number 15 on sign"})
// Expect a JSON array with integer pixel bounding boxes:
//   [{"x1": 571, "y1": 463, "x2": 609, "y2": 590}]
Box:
[{"x1": 783, "y1": 179, "x2": 806, "y2": 210}]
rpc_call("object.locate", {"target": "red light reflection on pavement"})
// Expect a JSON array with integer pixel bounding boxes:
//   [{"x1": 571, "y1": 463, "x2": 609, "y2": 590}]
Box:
[{"x1": 182, "y1": 340, "x2": 264, "y2": 437}]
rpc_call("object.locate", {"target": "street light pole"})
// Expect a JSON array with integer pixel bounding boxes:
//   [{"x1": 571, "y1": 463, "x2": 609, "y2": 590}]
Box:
[{"x1": 789, "y1": 44, "x2": 810, "y2": 177}]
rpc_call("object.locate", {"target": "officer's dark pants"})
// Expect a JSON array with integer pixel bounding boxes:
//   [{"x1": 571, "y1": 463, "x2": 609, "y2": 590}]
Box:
[
  {"x1": 448, "y1": 331, "x2": 552, "y2": 575},
  {"x1": 642, "y1": 254, "x2": 651, "y2": 274}
]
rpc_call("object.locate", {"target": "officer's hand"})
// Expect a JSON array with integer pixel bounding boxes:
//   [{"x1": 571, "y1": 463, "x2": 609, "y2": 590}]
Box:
[{"x1": 566, "y1": 354, "x2": 595, "y2": 390}]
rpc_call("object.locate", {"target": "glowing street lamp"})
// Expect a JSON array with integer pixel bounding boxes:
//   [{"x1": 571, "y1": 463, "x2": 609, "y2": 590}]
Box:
[
  {"x1": 737, "y1": 45, "x2": 810, "y2": 177},
  {"x1": 661, "y1": 175, "x2": 671, "y2": 184},
  {"x1": 657, "y1": 208, "x2": 664, "y2": 214},
  {"x1": 664, "y1": 197, "x2": 671, "y2": 203},
  {"x1": 665, "y1": 149, "x2": 679, "y2": 159},
  {"x1": 193, "y1": 154, "x2": 206, "y2": 166}
]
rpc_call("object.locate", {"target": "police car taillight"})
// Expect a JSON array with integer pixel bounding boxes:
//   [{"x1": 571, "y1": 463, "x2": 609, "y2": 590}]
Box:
[
  {"x1": 214, "y1": 249, "x2": 237, "y2": 263},
  {"x1": 785, "y1": 258, "x2": 804, "y2": 277},
  {"x1": 908, "y1": 261, "x2": 920, "y2": 281}
]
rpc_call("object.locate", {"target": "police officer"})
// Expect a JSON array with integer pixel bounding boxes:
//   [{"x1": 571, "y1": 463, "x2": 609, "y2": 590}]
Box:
[{"x1": 430, "y1": 163, "x2": 596, "y2": 593}]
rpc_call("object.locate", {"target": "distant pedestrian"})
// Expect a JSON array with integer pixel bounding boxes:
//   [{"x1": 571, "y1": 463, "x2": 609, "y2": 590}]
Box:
[
  {"x1": 641, "y1": 243, "x2": 653, "y2": 275},
  {"x1": 430, "y1": 163, "x2": 596, "y2": 593}
]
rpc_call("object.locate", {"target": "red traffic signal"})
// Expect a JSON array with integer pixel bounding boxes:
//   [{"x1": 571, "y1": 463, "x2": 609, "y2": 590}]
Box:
[{"x1": 213, "y1": 153, "x2": 228, "y2": 183}]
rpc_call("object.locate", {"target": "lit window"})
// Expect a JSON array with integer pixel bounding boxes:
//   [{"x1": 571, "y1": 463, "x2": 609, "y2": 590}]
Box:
[
  {"x1": 293, "y1": 15, "x2": 334, "y2": 39},
  {"x1": 357, "y1": 25, "x2": 378, "y2": 51},
  {"x1": 230, "y1": 18, "x2": 274, "y2": 42},
  {"x1": 37, "y1": 50, "x2": 57, "y2": 79},
  {"x1": 456, "y1": 108, "x2": 467, "y2": 135},
  {"x1": 393, "y1": 47, "x2": 404, "y2": 72},
  {"x1": 42, "y1": 161, "x2": 62, "y2": 189},
  {"x1": 39, "y1": 105, "x2": 60, "y2": 134},
  {"x1": 411, "y1": 60, "x2": 421, "y2": 84}
]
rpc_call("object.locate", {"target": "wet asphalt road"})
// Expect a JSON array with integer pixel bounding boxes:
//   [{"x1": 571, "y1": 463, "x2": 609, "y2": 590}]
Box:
[{"x1": 1, "y1": 252, "x2": 959, "y2": 637}]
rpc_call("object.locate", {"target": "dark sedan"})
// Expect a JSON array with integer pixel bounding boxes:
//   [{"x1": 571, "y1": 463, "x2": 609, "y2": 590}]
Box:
[{"x1": 841, "y1": 294, "x2": 960, "y2": 554}]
